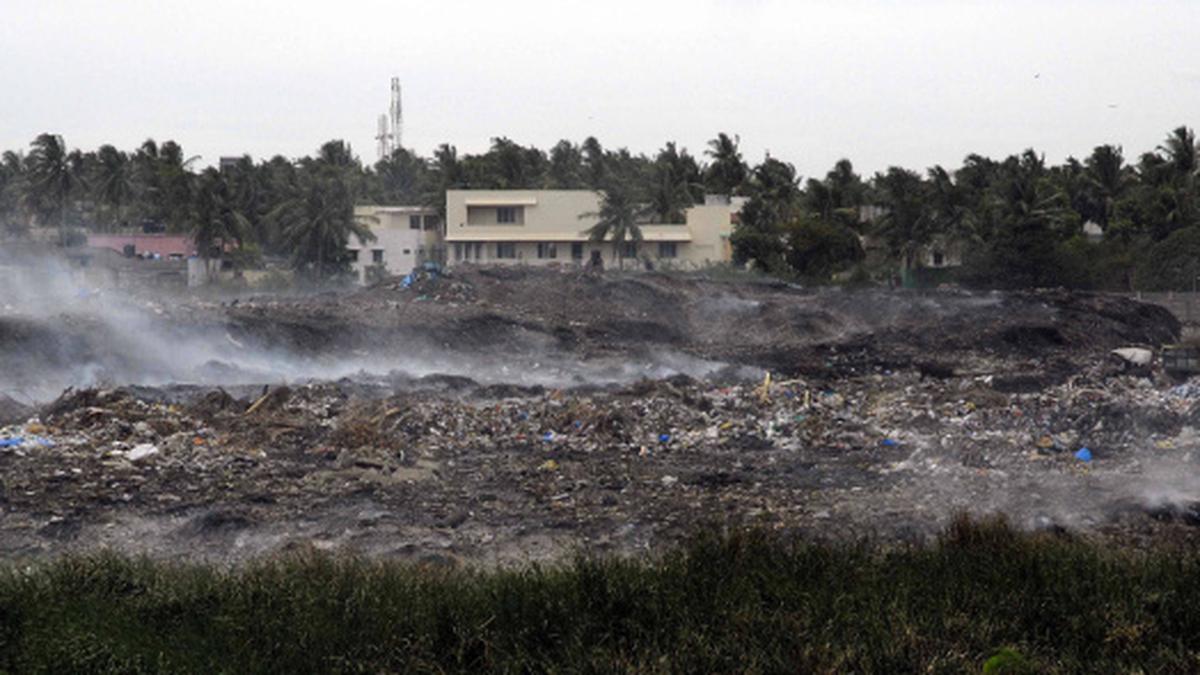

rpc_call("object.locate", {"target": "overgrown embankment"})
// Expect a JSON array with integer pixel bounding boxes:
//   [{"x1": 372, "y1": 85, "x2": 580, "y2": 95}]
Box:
[{"x1": 2, "y1": 518, "x2": 1199, "y2": 672}]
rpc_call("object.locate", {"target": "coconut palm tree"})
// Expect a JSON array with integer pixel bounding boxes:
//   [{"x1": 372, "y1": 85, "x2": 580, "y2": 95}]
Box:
[
  {"x1": 92, "y1": 145, "x2": 133, "y2": 230},
  {"x1": 804, "y1": 159, "x2": 866, "y2": 228},
  {"x1": 1083, "y1": 144, "x2": 1131, "y2": 229},
  {"x1": 647, "y1": 142, "x2": 702, "y2": 223},
  {"x1": 1159, "y1": 126, "x2": 1198, "y2": 180},
  {"x1": 581, "y1": 136, "x2": 608, "y2": 188},
  {"x1": 485, "y1": 137, "x2": 547, "y2": 189},
  {"x1": 1156, "y1": 126, "x2": 1198, "y2": 228},
  {"x1": 27, "y1": 133, "x2": 79, "y2": 245},
  {"x1": 268, "y1": 168, "x2": 376, "y2": 281},
  {"x1": 873, "y1": 167, "x2": 933, "y2": 272},
  {"x1": 0, "y1": 151, "x2": 27, "y2": 233},
  {"x1": 191, "y1": 168, "x2": 251, "y2": 281},
  {"x1": 372, "y1": 147, "x2": 428, "y2": 205},
  {"x1": 703, "y1": 132, "x2": 747, "y2": 196},
  {"x1": 730, "y1": 157, "x2": 801, "y2": 273},
  {"x1": 157, "y1": 140, "x2": 200, "y2": 230},
  {"x1": 547, "y1": 140, "x2": 585, "y2": 189},
  {"x1": 582, "y1": 179, "x2": 652, "y2": 269}
]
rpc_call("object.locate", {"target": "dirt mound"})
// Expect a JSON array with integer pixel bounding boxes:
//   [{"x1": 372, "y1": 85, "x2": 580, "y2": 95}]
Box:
[{"x1": 314, "y1": 270, "x2": 1180, "y2": 378}]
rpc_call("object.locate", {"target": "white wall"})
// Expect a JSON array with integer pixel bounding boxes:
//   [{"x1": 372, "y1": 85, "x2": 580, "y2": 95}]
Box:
[{"x1": 351, "y1": 206, "x2": 441, "y2": 283}]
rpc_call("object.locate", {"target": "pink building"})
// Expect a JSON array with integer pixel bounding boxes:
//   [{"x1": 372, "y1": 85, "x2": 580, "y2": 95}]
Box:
[{"x1": 87, "y1": 234, "x2": 198, "y2": 258}]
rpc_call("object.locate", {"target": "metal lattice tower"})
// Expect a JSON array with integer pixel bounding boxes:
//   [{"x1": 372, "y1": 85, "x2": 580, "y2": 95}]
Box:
[
  {"x1": 375, "y1": 114, "x2": 390, "y2": 161},
  {"x1": 375, "y1": 78, "x2": 403, "y2": 161},
  {"x1": 389, "y1": 78, "x2": 403, "y2": 153}
]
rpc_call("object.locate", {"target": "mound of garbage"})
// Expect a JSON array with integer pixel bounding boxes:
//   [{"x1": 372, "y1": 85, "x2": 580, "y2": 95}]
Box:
[
  {"x1": 3, "y1": 349, "x2": 1200, "y2": 561},
  {"x1": 0, "y1": 267, "x2": 1192, "y2": 561}
]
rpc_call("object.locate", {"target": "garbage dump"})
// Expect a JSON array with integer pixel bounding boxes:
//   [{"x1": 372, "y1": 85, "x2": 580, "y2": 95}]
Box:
[{"x1": 1, "y1": 266, "x2": 1197, "y2": 562}]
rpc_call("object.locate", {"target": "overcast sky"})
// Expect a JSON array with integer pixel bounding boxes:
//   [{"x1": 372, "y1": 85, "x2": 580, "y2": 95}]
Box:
[{"x1": 3, "y1": 0, "x2": 1198, "y2": 178}]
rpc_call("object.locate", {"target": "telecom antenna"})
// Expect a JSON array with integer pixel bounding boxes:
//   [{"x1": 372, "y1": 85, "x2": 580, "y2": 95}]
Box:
[
  {"x1": 389, "y1": 77, "x2": 403, "y2": 153},
  {"x1": 375, "y1": 114, "x2": 390, "y2": 161}
]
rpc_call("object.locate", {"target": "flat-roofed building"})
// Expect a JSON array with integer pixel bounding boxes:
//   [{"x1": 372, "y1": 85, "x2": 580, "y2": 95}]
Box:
[
  {"x1": 350, "y1": 205, "x2": 443, "y2": 283},
  {"x1": 443, "y1": 190, "x2": 737, "y2": 268}
]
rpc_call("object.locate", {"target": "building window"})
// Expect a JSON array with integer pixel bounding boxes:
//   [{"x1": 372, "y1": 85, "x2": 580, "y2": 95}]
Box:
[
  {"x1": 372, "y1": 249, "x2": 384, "y2": 264},
  {"x1": 496, "y1": 242, "x2": 517, "y2": 259},
  {"x1": 492, "y1": 205, "x2": 525, "y2": 223},
  {"x1": 571, "y1": 243, "x2": 584, "y2": 260},
  {"x1": 410, "y1": 215, "x2": 421, "y2": 230},
  {"x1": 474, "y1": 243, "x2": 483, "y2": 260},
  {"x1": 403, "y1": 249, "x2": 411, "y2": 255},
  {"x1": 537, "y1": 242, "x2": 557, "y2": 259},
  {"x1": 454, "y1": 243, "x2": 463, "y2": 261},
  {"x1": 620, "y1": 241, "x2": 638, "y2": 259},
  {"x1": 423, "y1": 215, "x2": 440, "y2": 231},
  {"x1": 348, "y1": 249, "x2": 359, "y2": 262},
  {"x1": 658, "y1": 242, "x2": 677, "y2": 259},
  {"x1": 933, "y1": 250, "x2": 944, "y2": 266}
]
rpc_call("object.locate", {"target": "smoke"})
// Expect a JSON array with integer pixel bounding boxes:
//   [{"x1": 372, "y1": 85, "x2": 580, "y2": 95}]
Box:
[{"x1": 0, "y1": 253, "x2": 745, "y2": 403}]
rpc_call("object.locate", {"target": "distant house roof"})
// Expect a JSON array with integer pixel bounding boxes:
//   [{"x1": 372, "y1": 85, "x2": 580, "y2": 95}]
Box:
[{"x1": 87, "y1": 233, "x2": 198, "y2": 258}]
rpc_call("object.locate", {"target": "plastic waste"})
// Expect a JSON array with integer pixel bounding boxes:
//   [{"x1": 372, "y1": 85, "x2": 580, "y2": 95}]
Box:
[
  {"x1": 1111, "y1": 347, "x2": 1152, "y2": 367},
  {"x1": 127, "y1": 443, "x2": 160, "y2": 462},
  {"x1": 881, "y1": 438, "x2": 898, "y2": 446},
  {"x1": 0, "y1": 437, "x2": 24, "y2": 448},
  {"x1": 1075, "y1": 447, "x2": 1093, "y2": 462},
  {"x1": 658, "y1": 433, "x2": 671, "y2": 443}
]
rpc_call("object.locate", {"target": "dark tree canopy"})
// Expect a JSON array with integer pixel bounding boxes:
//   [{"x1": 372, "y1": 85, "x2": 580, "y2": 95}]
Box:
[{"x1": 1, "y1": 125, "x2": 1198, "y2": 290}]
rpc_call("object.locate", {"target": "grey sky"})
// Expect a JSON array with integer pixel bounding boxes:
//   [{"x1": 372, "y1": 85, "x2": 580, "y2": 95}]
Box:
[{"x1": 3, "y1": 0, "x2": 1197, "y2": 178}]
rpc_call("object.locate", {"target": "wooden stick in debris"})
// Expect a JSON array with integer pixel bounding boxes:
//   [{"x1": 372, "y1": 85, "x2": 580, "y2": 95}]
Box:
[{"x1": 244, "y1": 389, "x2": 273, "y2": 416}]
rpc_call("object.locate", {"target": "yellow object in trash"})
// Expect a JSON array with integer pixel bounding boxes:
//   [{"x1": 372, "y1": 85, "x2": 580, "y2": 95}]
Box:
[{"x1": 755, "y1": 372, "x2": 772, "y2": 404}]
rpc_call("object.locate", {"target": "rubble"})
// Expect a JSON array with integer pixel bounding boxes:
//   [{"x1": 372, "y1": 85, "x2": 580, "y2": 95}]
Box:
[{"x1": 0, "y1": 268, "x2": 1195, "y2": 562}]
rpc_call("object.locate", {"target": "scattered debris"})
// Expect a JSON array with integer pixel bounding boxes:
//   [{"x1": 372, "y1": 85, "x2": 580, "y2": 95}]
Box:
[{"x1": 0, "y1": 269, "x2": 1194, "y2": 562}]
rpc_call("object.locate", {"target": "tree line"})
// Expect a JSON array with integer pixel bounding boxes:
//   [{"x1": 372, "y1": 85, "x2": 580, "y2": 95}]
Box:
[{"x1": 0, "y1": 128, "x2": 1197, "y2": 288}]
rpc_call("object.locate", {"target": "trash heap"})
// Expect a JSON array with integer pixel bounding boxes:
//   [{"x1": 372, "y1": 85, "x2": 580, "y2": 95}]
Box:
[{"x1": 5, "y1": 351, "x2": 1200, "y2": 561}]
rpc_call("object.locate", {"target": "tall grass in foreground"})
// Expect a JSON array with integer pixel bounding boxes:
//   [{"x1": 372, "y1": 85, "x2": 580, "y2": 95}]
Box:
[{"x1": 2, "y1": 517, "x2": 1200, "y2": 673}]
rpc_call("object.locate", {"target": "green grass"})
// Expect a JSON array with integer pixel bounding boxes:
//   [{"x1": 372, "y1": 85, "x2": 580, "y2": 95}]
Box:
[{"x1": 2, "y1": 516, "x2": 1200, "y2": 673}]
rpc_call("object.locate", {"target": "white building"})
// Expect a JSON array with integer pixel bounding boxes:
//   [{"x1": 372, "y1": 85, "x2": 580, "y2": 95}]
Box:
[
  {"x1": 443, "y1": 190, "x2": 738, "y2": 268},
  {"x1": 350, "y1": 205, "x2": 443, "y2": 284}
]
